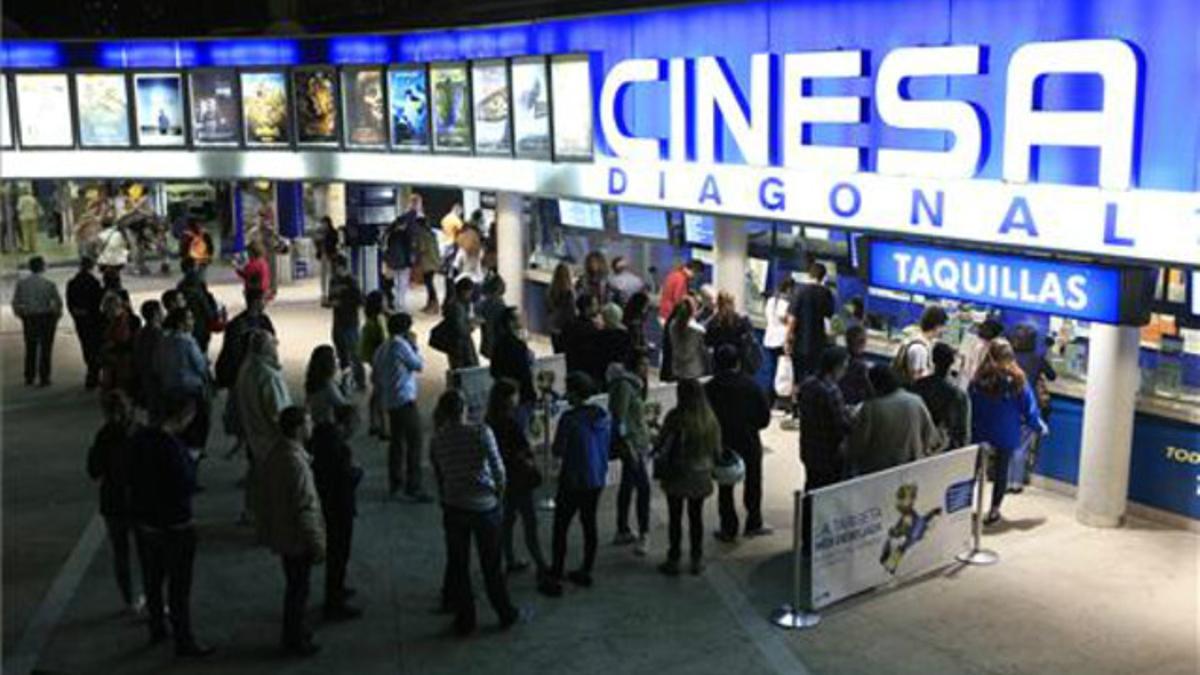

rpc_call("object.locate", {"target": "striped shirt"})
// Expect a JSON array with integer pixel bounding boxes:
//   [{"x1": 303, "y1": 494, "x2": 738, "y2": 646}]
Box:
[{"x1": 430, "y1": 423, "x2": 505, "y2": 512}]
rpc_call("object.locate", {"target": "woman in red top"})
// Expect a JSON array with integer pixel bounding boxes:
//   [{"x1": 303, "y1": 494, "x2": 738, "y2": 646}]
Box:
[{"x1": 236, "y1": 241, "x2": 273, "y2": 301}]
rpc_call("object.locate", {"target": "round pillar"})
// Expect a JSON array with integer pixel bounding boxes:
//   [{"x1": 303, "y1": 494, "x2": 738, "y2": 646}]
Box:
[
  {"x1": 714, "y1": 217, "x2": 748, "y2": 311},
  {"x1": 1076, "y1": 323, "x2": 1141, "y2": 527},
  {"x1": 494, "y1": 192, "x2": 525, "y2": 312}
]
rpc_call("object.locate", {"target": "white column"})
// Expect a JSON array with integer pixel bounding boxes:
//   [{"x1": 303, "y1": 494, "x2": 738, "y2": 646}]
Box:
[
  {"x1": 495, "y1": 192, "x2": 525, "y2": 312},
  {"x1": 1075, "y1": 323, "x2": 1141, "y2": 527},
  {"x1": 714, "y1": 217, "x2": 748, "y2": 312},
  {"x1": 462, "y1": 189, "x2": 482, "y2": 217}
]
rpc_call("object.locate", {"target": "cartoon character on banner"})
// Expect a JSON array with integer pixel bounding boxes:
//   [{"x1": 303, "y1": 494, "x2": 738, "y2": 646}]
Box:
[{"x1": 880, "y1": 484, "x2": 943, "y2": 575}]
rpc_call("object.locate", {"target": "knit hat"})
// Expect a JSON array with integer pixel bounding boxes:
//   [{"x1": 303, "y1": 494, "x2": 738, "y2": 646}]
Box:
[{"x1": 601, "y1": 303, "x2": 624, "y2": 329}]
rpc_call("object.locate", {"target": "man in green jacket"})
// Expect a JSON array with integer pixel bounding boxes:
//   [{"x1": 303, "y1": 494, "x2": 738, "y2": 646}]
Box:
[{"x1": 607, "y1": 360, "x2": 652, "y2": 555}]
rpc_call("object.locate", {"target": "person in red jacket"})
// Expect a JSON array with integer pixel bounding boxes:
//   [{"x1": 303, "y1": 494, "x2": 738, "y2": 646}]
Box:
[
  {"x1": 237, "y1": 241, "x2": 274, "y2": 301},
  {"x1": 658, "y1": 260, "x2": 704, "y2": 382}
]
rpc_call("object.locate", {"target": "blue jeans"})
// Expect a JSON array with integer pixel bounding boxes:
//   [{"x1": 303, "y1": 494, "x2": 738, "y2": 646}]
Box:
[
  {"x1": 617, "y1": 454, "x2": 650, "y2": 536},
  {"x1": 332, "y1": 323, "x2": 364, "y2": 387}
]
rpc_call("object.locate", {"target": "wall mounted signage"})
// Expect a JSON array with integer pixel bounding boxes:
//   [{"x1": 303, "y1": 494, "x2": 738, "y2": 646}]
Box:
[
  {"x1": 510, "y1": 56, "x2": 550, "y2": 159},
  {"x1": 189, "y1": 70, "x2": 239, "y2": 146},
  {"x1": 15, "y1": 73, "x2": 73, "y2": 147},
  {"x1": 550, "y1": 55, "x2": 592, "y2": 160},
  {"x1": 241, "y1": 71, "x2": 290, "y2": 147},
  {"x1": 430, "y1": 62, "x2": 471, "y2": 153},
  {"x1": 866, "y1": 240, "x2": 1126, "y2": 323},
  {"x1": 75, "y1": 73, "x2": 130, "y2": 147},
  {"x1": 133, "y1": 73, "x2": 185, "y2": 147},
  {"x1": 293, "y1": 67, "x2": 338, "y2": 147},
  {"x1": 342, "y1": 68, "x2": 386, "y2": 148},
  {"x1": 388, "y1": 66, "x2": 430, "y2": 151},
  {"x1": 471, "y1": 60, "x2": 512, "y2": 156}
]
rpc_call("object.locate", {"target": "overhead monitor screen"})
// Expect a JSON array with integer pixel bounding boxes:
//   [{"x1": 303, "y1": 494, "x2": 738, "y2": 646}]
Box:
[
  {"x1": 15, "y1": 73, "x2": 74, "y2": 148},
  {"x1": 293, "y1": 67, "x2": 338, "y2": 146},
  {"x1": 240, "y1": 71, "x2": 291, "y2": 147},
  {"x1": 342, "y1": 68, "x2": 387, "y2": 148},
  {"x1": 133, "y1": 73, "x2": 185, "y2": 147},
  {"x1": 616, "y1": 205, "x2": 668, "y2": 240},
  {"x1": 558, "y1": 199, "x2": 604, "y2": 231},
  {"x1": 76, "y1": 74, "x2": 130, "y2": 147},
  {"x1": 189, "y1": 70, "x2": 240, "y2": 146},
  {"x1": 683, "y1": 214, "x2": 771, "y2": 247},
  {"x1": 471, "y1": 60, "x2": 512, "y2": 156},
  {"x1": 388, "y1": 66, "x2": 430, "y2": 151},
  {"x1": 430, "y1": 63, "x2": 471, "y2": 153},
  {"x1": 550, "y1": 55, "x2": 592, "y2": 160},
  {"x1": 510, "y1": 57, "x2": 551, "y2": 159}
]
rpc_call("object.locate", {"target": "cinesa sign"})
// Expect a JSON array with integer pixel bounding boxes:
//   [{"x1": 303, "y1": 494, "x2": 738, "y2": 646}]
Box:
[{"x1": 588, "y1": 39, "x2": 1200, "y2": 266}]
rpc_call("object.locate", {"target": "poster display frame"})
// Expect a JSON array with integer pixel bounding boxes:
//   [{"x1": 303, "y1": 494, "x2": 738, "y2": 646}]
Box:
[
  {"x1": 239, "y1": 67, "x2": 293, "y2": 150},
  {"x1": 340, "y1": 65, "x2": 389, "y2": 152},
  {"x1": 187, "y1": 67, "x2": 243, "y2": 148},
  {"x1": 548, "y1": 53, "x2": 594, "y2": 163},
  {"x1": 290, "y1": 65, "x2": 341, "y2": 150},
  {"x1": 387, "y1": 63, "x2": 432, "y2": 153},
  {"x1": 13, "y1": 70, "x2": 76, "y2": 149},
  {"x1": 470, "y1": 58, "x2": 514, "y2": 158},
  {"x1": 428, "y1": 61, "x2": 474, "y2": 156},
  {"x1": 508, "y1": 55, "x2": 553, "y2": 161},
  {"x1": 72, "y1": 71, "x2": 134, "y2": 149},
  {"x1": 131, "y1": 70, "x2": 190, "y2": 149},
  {"x1": 0, "y1": 73, "x2": 13, "y2": 149}
]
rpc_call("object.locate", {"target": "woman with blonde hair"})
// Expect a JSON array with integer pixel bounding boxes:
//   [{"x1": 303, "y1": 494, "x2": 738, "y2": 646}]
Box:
[
  {"x1": 655, "y1": 378, "x2": 722, "y2": 575},
  {"x1": 969, "y1": 338, "x2": 1047, "y2": 526}
]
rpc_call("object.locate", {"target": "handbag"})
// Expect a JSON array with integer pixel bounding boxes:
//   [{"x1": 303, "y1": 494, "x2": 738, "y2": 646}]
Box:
[
  {"x1": 428, "y1": 319, "x2": 454, "y2": 354},
  {"x1": 774, "y1": 354, "x2": 795, "y2": 398},
  {"x1": 651, "y1": 428, "x2": 681, "y2": 481}
]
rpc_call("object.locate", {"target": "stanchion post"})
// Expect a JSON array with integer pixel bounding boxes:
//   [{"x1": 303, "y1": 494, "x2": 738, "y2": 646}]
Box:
[
  {"x1": 536, "y1": 393, "x2": 555, "y2": 512},
  {"x1": 956, "y1": 444, "x2": 999, "y2": 566},
  {"x1": 771, "y1": 489, "x2": 820, "y2": 630}
]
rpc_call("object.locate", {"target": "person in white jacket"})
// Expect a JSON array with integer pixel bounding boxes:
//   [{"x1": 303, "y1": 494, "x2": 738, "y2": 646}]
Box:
[
  {"x1": 762, "y1": 276, "x2": 795, "y2": 409},
  {"x1": 236, "y1": 330, "x2": 293, "y2": 523}
]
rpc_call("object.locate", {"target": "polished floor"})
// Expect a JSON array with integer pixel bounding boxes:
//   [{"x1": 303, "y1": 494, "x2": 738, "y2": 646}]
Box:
[{"x1": 2, "y1": 268, "x2": 1196, "y2": 674}]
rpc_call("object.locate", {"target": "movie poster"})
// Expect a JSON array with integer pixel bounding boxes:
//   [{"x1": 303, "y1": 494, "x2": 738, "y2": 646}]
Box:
[
  {"x1": 430, "y1": 63, "x2": 471, "y2": 153},
  {"x1": 510, "y1": 57, "x2": 550, "y2": 159},
  {"x1": 471, "y1": 60, "x2": 511, "y2": 156},
  {"x1": 241, "y1": 71, "x2": 290, "y2": 147},
  {"x1": 133, "y1": 73, "x2": 186, "y2": 147},
  {"x1": 1, "y1": 75, "x2": 16, "y2": 148},
  {"x1": 189, "y1": 70, "x2": 239, "y2": 146},
  {"x1": 14, "y1": 73, "x2": 74, "y2": 147},
  {"x1": 550, "y1": 55, "x2": 593, "y2": 160},
  {"x1": 388, "y1": 66, "x2": 429, "y2": 151},
  {"x1": 293, "y1": 68, "x2": 338, "y2": 146},
  {"x1": 76, "y1": 74, "x2": 131, "y2": 147},
  {"x1": 342, "y1": 68, "x2": 387, "y2": 148}
]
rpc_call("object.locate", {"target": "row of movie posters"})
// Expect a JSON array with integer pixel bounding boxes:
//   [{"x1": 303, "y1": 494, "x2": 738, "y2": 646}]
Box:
[{"x1": 0, "y1": 55, "x2": 592, "y2": 160}]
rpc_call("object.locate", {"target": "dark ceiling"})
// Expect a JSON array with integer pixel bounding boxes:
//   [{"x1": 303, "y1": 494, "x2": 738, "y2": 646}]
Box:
[{"x1": 2, "y1": 0, "x2": 705, "y2": 39}]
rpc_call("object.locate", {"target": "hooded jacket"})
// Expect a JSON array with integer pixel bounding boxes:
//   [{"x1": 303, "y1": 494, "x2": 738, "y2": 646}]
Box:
[
  {"x1": 552, "y1": 403, "x2": 612, "y2": 491},
  {"x1": 607, "y1": 365, "x2": 651, "y2": 456},
  {"x1": 258, "y1": 438, "x2": 326, "y2": 559},
  {"x1": 236, "y1": 352, "x2": 293, "y2": 461}
]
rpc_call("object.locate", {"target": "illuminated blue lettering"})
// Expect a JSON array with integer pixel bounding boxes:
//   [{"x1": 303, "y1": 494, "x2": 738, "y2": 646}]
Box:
[
  {"x1": 1102, "y1": 202, "x2": 1135, "y2": 247},
  {"x1": 829, "y1": 182, "x2": 861, "y2": 218},
  {"x1": 998, "y1": 197, "x2": 1039, "y2": 237},
  {"x1": 910, "y1": 189, "x2": 944, "y2": 227},
  {"x1": 699, "y1": 174, "x2": 722, "y2": 205},
  {"x1": 608, "y1": 167, "x2": 628, "y2": 195},
  {"x1": 759, "y1": 177, "x2": 786, "y2": 211}
]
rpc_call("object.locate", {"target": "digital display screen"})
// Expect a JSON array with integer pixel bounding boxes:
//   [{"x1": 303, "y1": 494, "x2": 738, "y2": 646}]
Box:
[
  {"x1": 189, "y1": 70, "x2": 240, "y2": 146},
  {"x1": 471, "y1": 60, "x2": 512, "y2": 156},
  {"x1": 133, "y1": 73, "x2": 186, "y2": 147},
  {"x1": 241, "y1": 71, "x2": 291, "y2": 147},
  {"x1": 683, "y1": 214, "x2": 771, "y2": 247},
  {"x1": 616, "y1": 205, "x2": 668, "y2": 240},
  {"x1": 510, "y1": 57, "x2": 550, "y2": 159},
  {"x1": 558, "y1": 199, "x2": 604, "y2": 231},
  {"x1": 550, "y1": 55, "x2": 592, "y2": 160},
  {"x1": 389, "y1": 66, "x2": 429, "y2": 151},
  {"x1": 293, "y1": 67, "x2": 338, "y2": 146},
  {"x1": 342, "y1": 68, "x2": 387, "y2": 148},
  {"x1": 15, "y1": 73, "x2": 74, "y2": 147},
  {"x1": 76, "y1": 74, "x2": 130, "y2": 147},
  {"x1": 430, "y1": 63, "x2": 471, "y2": 153}
]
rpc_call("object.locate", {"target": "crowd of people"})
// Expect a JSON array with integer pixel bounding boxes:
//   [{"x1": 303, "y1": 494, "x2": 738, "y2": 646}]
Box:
[{"x1": 9, "y1": 207, "x2": 1053, "y2": 662}]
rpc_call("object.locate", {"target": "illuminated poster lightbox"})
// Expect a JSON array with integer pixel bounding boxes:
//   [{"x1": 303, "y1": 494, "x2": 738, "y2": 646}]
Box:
[
  {"x1": 430, "y1": 63, "x2": 471, "y2": 153},
  {"x1": 76, "y1": 74, "x2": 130, "y2": 147},
  {"x1": 389, "y1": 66, "x2": 430, "y2": 151},
  {"x1": 15, "y1": 73, "x2": 73, "y2": 148},
  {"x1": 342, "y1": 68, "x2": 387, "y2": 148},
  {"x1": 293, "y1": 67, "x2": 338, "y2": 147},
  {"x1": 510, "y1": 57, "x2": 550, "y2": 159},
  {"x1": 550, "y1": 55, "x2": 592, "y2": 160},
  {"x1": 241, "y1": 71, "x2": 291, "y2": 147},
  {"x1": 133, "y1": 73, "x2": 185, "y2": 147},
  {"x1": 189, "y1": 70, "x2": 240, "y2": 146},
  {"x1": 471, "y1": 60, "x2": 512, "y2": 156},
  {"x1": 0, "y1": 75, "x2": 11, "y2": 148}
]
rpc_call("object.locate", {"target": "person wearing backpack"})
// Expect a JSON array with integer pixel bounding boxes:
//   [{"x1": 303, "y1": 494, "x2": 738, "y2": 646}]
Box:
[
  {"x1": 704, "y1": 290, "x2": 763, "y2": 378},
  {"x1": 892, "y1": 305, "x2": 949, "y2": 387},
  {"x1": 215, "y1": 288, "x2": 275, "y2": 459},
  {"x1": 435, "y1": 277, "x2": 479, "y2": 371}
]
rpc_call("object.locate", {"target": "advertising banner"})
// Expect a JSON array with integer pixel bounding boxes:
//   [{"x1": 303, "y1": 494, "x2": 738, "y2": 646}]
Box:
[
  {"x1": 430, "y1": 63, "x2": 471, "y2": 153},
  {"x1": 389, "y1": 66, "x2": 429, "y2": 151},
  {"x1": 133, "y1": 73, "x2": 185, "y2": 147},
  {"x1": 293, "y1": 67, "x2": 338, "y2": 147},
  {"x1": 0, "y1": 75, "x2": 11, "y2": 148},
  {"x1": 550, "y1": 55, "x2": 593, "y2": 160},
  {"x1": 342, "y1": 68, "x2": 386, "y2": 148},
  {"x1": 76, "y1": 74, "x2": 130, "y2": 147},
  {"x1": 808, "y1": 446, "x2": 978, "y2": 610},
  {"x1": 241, "y1": 71, "x2": 290, "y2": 147},
  {"x1": 15, "y1": 73, "x2": 73, "y2": 148},
  {"x1": 471, "y1": 60, "x2": 512, "y2": 156},
  {"x1": 511, "y1": 57, "x2": 550, "y2": 159},
  {"x1": 189, "y1": 70, "x2": 240, "y2": 146}
]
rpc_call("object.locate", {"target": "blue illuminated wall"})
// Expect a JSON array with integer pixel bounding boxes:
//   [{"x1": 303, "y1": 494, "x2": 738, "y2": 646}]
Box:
[{"x1": 1, "y1": 0, "x2": 1197, "y2": 191}]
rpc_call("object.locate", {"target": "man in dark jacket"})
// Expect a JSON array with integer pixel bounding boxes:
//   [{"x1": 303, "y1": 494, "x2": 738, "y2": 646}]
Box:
[
  {"x1": 128, "y1": 394, "x2": 213, "y2": 658},
  {"x1": 797, "y1": 346, "x2": 852, "y2": 490},
  {"x1": 177, "y1": 257, "x2": 218, "y2": 355},
  {"x1": 549, "y1": 372, "x2": 611, "y2": 591},
  {"x1": 383, "y1": 195, "x2": 421, "y2": 311},
  {"x1": 911, "y1": 342, "x2": 971, "y2": 451},
  {"x1": 133, "y1": 300, "x2": 164, "y2": 417},
  {"x1": 328, "y1": 255, "x2": 365, "y2": 388},
  {"x1": 310, "y1": 404, "x2": 364, "y2": 621},
  {"x1": 67, "y1": 256, "x2": 104, "y2": 388},
  {"x1": 562, "y1": 294, "x2": 603, "y2": 384},
  {"x1": 786, "y1": 262, "x2": 836, "y2": 385},
  {"x1": 839, "y1": 325, "x2": 872, "y2": 406},
  {"x1": 215, "y1": 288, "x2": 276, "y2": 457},
  {"x1": 489, "y1": 307, "x2": 536, "y2": 404},
  {"x1": 705, "y1": 345, "x2": 772, "y2": 542}
]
